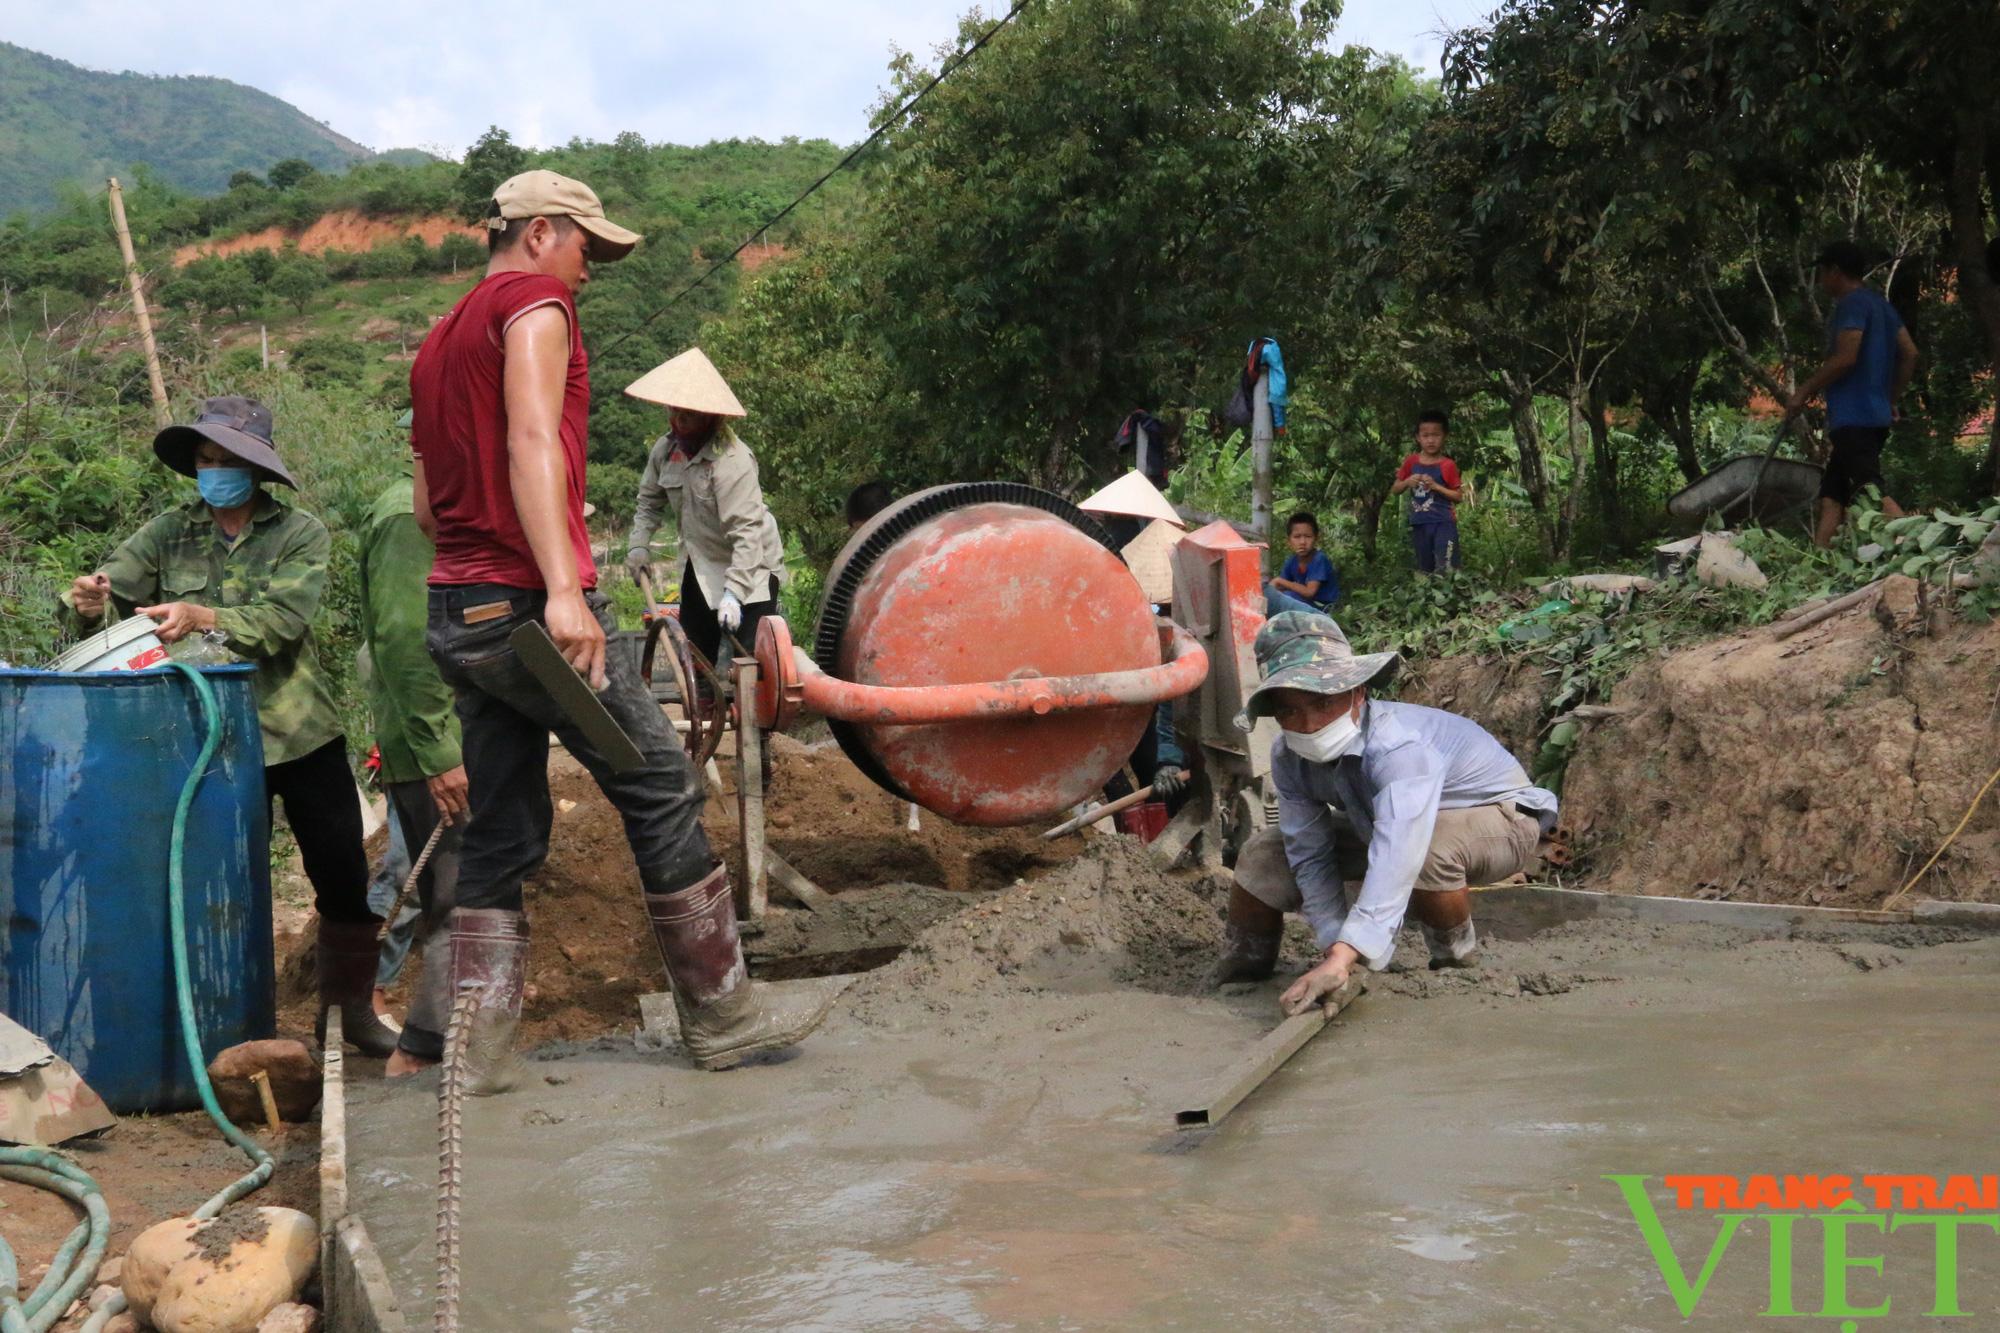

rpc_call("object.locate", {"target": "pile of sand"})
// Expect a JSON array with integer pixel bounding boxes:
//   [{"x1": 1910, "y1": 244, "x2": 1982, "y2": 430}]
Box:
[
  {"x1": 847, "y1": 838, "x2": 1231, "y2": 1030},
  {"x1": 511, "y1": 733, "x2": 1089, "y2": 1044}
]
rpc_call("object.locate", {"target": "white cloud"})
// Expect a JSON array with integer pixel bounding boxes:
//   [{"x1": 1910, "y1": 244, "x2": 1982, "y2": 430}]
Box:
[
  {"x1": 1334, "y1": 0, "x2": 1494, "y2": 77},
  {"x1": 4, "y1": 1, "x2": 1493, "y2": 154}
]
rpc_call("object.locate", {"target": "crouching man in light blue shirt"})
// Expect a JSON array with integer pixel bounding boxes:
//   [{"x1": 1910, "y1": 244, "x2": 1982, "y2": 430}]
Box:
[{"x1": 1217, "y1": 612, "x2": 1558, "y2": 1014}]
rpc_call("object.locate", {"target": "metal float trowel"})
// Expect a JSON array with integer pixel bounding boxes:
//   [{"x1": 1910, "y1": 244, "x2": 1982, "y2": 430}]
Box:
[{"x1": 509, "y1": 621, "x2": 646, "y2": 774}]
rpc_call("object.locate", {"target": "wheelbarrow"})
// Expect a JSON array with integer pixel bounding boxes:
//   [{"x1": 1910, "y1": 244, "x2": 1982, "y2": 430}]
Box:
[
  {"x1": 1667, "y1": 454, "x2": 1824, "y2": 524},
  {"x1": 1667, "y1": 420, "x2": 1822, "y2": 525}
]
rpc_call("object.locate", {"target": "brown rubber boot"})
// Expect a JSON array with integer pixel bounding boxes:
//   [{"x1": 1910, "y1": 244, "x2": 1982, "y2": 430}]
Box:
[
  {"x1": 315, "y1": 919, "x2": 400, "y2": 1058},
  {"x1": 1210, "y1": 883, "x2": 1283, "y2": 986},
  {"x1": 645, "y1": 865, "x2": 834, "y2": 1070},
  {"x1": 447, "y1": 909, "x2": 531, "y2": 1096}
]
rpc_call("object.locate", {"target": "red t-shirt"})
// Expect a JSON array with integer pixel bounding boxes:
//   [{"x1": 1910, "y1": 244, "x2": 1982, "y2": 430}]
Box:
[
  {"x1": 1397, "y1": 453, "x2": 1461, "y2": 523},
  {"x1": 410, "y1": 271, "x2": 597, "y2": 589}
]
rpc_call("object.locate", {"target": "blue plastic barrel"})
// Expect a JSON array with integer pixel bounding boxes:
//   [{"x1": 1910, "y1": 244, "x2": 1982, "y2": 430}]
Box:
[{"x1": 1, "y1": 664, "x2": 275, "y2": 1113}]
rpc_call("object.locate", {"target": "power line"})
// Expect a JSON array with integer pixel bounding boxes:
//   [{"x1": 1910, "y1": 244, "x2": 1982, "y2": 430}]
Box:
[{"x1": 598, "y1": 0, "x2": 1035, "y2": 355}]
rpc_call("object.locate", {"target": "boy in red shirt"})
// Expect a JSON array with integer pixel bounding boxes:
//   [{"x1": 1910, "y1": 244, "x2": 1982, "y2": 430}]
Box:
[
  {"x1": 1392, "y1": 410, "x2": 1463, "y2": 574},
  {"x1": 407, "y1": 171, "x2": 830, "y2": 1089}
]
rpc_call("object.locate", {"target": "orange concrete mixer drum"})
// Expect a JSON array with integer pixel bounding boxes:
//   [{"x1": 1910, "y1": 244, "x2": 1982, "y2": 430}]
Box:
[{"x1": 778, "y1": 483, "x2": 1208, "y2": 826}]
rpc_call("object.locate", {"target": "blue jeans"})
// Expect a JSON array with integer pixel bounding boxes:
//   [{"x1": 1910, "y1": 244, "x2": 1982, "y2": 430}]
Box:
[
  {"x1": 1265, "y1": 585, "x2": 1331, "y2": 618},
  {"x1": 1411, "y1": 521, "x2": 1461, "y2": 574},
  {"x1": 364, "y1": 803, "x2": 419, "y2": 987}
]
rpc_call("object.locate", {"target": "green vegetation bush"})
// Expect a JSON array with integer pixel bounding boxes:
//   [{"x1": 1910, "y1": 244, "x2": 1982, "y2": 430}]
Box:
[
  {"x1": 356, "y1": 243, "x2": 416, "y2": 280},
  {"x1": 286, "y1": 335, "x2": 368, "y2": 388},
  {"x1": 586, "y1": 462, "x2": 642, "y2": 536}
]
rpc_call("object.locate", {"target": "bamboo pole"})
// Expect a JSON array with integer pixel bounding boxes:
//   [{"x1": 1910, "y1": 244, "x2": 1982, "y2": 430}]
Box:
[
  {"x1": 1041, "y1": 785, "x2": 1156, "y2": 841},
  {"x1": 106, "y1": 178, "x2": 170, "y2": 427},
  {"x1": 1772, "y1": 578, "x2": 1887, "y2": 641}
]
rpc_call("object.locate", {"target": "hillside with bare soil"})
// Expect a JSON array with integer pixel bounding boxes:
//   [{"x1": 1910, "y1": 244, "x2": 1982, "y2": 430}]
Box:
[{"x1": 174, "y1": 211, "x2": 482, "y2": 265}]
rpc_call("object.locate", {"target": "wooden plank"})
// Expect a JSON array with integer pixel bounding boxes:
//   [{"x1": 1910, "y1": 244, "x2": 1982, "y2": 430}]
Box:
[
  {"x1": 320, "y1": 1009, "x2": 347, "y2": 1232},
  {"x1": 327, "y1": 1215, "x2": 410, "y2": 1333},
  {"x1": 1473, "y1": 883, "x2": 1923, "y2": 934},
  {"x1": 766, "y1": 849, "x2": 834, "y2": 912},
  {"x1": 1175, "y1": 973, "x2": 1366, "y2": 1131}
]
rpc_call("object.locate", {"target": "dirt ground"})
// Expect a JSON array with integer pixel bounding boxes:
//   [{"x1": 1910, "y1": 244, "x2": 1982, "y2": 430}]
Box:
[
  {"x1": 1402, "y1": 600, "x2": 2000, "y2": 910},
  {"x1": 277, "y1": 731, "x2": 1098, "y2": 1048},
  {"x1": 1562, "y1": 603, "x2": 2000, "y2": 907},
  {"x1": 3, "y1": 1115, "x2": 318, "y2": 1332}
]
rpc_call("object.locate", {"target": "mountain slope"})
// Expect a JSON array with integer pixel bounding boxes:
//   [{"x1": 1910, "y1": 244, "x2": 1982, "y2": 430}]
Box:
[{"x1": 0, "y1": 42, "x2": 372, "y2": 214}]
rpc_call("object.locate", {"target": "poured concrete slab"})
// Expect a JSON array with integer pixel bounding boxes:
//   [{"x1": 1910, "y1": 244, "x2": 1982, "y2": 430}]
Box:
[{"x1": 348, "y1": 915, "x2": 2000, "y2": 1329}]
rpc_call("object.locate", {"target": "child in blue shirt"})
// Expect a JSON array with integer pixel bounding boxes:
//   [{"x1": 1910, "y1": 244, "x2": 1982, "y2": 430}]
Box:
[{"x1": 1266, "y1": 511, "x2": 1340, "y2": 616}]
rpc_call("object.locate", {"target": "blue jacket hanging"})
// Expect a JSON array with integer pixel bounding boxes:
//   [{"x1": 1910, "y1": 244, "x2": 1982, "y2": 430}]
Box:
[{"x1": 1244, "y1": 337, "x2": 1288, "y2": 429}]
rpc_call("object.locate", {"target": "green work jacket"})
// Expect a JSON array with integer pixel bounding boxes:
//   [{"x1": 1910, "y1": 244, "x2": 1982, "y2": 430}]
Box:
[
  {"x1": 60, "y1": 492, "x2": 342, "y2": 765},
  {"x1": 357, "y1": 478, "x2": 461, "y2": 784}
]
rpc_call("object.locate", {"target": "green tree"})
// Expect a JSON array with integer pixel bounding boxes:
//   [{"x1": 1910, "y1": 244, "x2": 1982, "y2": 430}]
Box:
[
  {"x1": 269, "y1": 252, "x2": 329, "y2": 315},
  {"x1": 227, "y1": 170, "x2": 265, "y2": 191},
  {"x1": 773, "y1": 0, "x2": 1358, "y2": 488},
  {"x1": 267, "y1": 158, "x2": 319, "y2": 191},
  {"x1": 459, "y1": 126, "x2": 528, "y2": 221}
]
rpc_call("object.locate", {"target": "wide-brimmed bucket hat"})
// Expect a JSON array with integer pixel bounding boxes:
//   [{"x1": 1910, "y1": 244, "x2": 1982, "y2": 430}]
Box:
[
  {"x1": 624, "y1": 347, "x2": 746, "y2": 416},
  {"x1": 153, "y1": 396, "x2": 297, "y2": 488},
  {"x1": 1236, "y1": 611, "x2": 1399, "y2": 730}
]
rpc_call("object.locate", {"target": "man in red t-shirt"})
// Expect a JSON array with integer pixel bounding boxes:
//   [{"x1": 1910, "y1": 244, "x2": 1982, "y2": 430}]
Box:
[{"x1": 406, "y1": 171, "x2": 831, "y2": 1089}]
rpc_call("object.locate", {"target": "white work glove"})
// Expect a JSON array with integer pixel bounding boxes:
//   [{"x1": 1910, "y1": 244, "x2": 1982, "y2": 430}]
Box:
[
  {"x1": 716, "y1": 591, "x2": 744, "y2": 633},
  {"x1": 624, "y1": 547, "x2": 651, "y2": 580}
]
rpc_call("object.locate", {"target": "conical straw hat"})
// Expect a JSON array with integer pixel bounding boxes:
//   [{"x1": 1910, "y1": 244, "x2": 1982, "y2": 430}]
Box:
[
  {"x1": 1079, "y1": 471, "x2": 1183, "y2": 527},
  {"x1": 624, "y1": 347, "x2": 746, "y2": 416}
]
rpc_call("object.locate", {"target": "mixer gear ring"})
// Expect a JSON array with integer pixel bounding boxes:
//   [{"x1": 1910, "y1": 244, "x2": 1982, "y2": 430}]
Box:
[{"x1": 811, "y1": 482, "x2": 1121, "y2": 802}]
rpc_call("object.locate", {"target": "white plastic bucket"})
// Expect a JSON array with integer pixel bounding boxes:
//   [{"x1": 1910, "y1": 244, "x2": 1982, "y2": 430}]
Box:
[{"x1": 49, "y1": 617, "x2": 170, "y2": 673}]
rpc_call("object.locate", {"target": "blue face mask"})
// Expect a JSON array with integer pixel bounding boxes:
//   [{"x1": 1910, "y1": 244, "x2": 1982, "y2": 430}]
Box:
[{"x1": 197, "y1": 466, "x2": 256, "y2": 508}]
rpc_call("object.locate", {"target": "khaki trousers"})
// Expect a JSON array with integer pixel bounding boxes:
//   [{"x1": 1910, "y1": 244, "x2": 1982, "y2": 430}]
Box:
[{"x1": 1235, "y1": 803, "x2": 1542, "y2": 913}]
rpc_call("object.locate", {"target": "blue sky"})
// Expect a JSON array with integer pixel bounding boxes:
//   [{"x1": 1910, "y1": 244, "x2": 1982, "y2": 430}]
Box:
[{"x1": 4, "y1": 2, "x2": 1494, "y2": 155}]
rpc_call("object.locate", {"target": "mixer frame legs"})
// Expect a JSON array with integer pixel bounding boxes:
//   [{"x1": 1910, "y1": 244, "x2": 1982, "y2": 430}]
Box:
[{"x1": 734, "y1": 657, "x2": 769, "y2": 924}]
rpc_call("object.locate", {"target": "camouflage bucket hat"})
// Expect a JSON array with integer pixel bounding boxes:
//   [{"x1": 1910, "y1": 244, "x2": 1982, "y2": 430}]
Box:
[{"x1": 1235, "y1": 610, "x2": 1399, "y2": 731}]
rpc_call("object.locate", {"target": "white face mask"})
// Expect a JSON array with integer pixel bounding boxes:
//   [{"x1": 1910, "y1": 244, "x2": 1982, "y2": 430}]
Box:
[{"x1": 1285, "y1": 702, "x2": 1364, "y2": 764}]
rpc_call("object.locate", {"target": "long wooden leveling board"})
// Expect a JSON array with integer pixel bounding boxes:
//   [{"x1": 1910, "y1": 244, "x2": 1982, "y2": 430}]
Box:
[{"x1": 1174, "y1": 972, "x2": 1367, "y2": 1132}]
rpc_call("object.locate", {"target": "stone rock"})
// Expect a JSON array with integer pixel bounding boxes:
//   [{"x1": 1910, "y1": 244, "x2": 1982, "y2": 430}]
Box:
[
  {"x1": 206, "y1": 1039, "x2": 321, "y2": 1124},
  {"x1": 1874, "y1": 573, "x2": 1924, "y2": 632},
  {"x1": 1540, "y1": 573, "x2": 1657, "y2": 598},
  {"x1": 256, "y1": 1302, "x2": 323, "y2": 1333},
  {"x1": 123, "y1": 1217, "x2": 205, "y2": 1323},
  {"x1": 151, "y1": 1207, "x2": 318, "y2": 1333},
  {"x1": 91, "y1": 1282, "x2": 122, "y2": 1310},
  {"x1": 97, "y1": 1256, "x2": 124, "y2": 1286},
  {"x1": 101, "y1": 1315, "x2": 143, "y2": 1333},
  {"x1": 1692, "y1": 533, "x2": 1768, "y2": 591}
]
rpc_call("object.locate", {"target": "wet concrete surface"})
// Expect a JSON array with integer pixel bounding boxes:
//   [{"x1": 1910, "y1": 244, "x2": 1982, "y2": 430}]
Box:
[{"x1": 349, "y1": 918, "x2": 2000, "y2": 1330}]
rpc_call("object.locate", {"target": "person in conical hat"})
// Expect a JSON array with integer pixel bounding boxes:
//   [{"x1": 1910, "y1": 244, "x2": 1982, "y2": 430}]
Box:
[{"x1": 624, "y1": 348, "x2": 786, "y2": 670}]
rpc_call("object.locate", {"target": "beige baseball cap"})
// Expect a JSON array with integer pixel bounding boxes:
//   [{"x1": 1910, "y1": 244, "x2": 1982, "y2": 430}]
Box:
[{"x1": 489, "y1": 170, "x2": 642, "y2": 261}]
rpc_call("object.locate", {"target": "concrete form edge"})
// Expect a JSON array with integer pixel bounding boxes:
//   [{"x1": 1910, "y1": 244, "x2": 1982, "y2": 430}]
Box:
[
  {"x1": 321, "y1": 1009, "x2": 410, "y2": 1333},
  {"x1": 1476, "y1": 884, "x2": 2000, "y2": 934}
]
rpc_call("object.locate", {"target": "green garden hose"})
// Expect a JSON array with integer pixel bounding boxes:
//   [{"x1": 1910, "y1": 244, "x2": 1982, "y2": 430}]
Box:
[{"x1": 0, "y1": 663, "x2": 276, "y2": 1333}]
